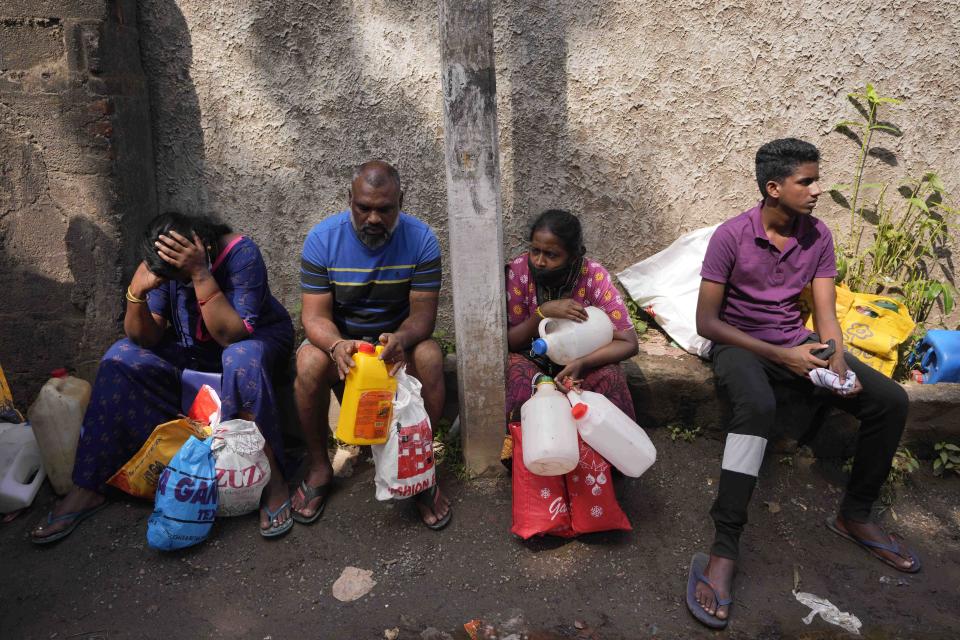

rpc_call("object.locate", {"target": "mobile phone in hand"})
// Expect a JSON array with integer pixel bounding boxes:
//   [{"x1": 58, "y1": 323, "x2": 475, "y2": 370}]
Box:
[{"x1": 811, "y1": 338, "x2": 836, "y2": 361}]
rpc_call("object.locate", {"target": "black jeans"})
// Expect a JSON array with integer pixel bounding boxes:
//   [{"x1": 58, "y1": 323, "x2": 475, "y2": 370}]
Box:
[{"x1": 709, "y1": 339, "x2": 908, "y2": 560}]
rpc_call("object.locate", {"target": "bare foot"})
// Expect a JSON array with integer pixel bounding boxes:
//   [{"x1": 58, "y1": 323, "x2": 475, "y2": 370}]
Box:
[
  {"x1": 31, "y1": 487, "x2": 105, "y2": 541},
  {"x1": 290, "y1": 456, "x2": 333, "y2": 520},
  {"x1": 834, "y1": 515, "x2": 917, "y2": 571},
  {"x1": 694, "y1": 555, "x2": 735, "y2": 620},
  {"x1": 415, "y1": 483, "x2": 451, "y2": 528}
]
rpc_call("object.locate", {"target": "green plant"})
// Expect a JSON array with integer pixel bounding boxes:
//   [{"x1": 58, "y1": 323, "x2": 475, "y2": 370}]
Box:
[
  {"x1": 667, "y1": 424, "x2": 701, "y2": 443},
  {"x1": 620, "y1": 291, "x2": 649, "y2": 336},
  {"x1": 888, "y1": 446, "x2": 920, "y2": 483},
  {"x1": 933, "y1": 442, "x2": 960, "y2": 477},
  {"x1": 830, "y1": 83, "x2": 957, "y2": 326},
  {"x1": 432, "y1": 417, "x2": 469, "y2": 481},
  {"x1": 843, "y1": 446, "x2": 918, "y2": 506},
  {"x1": 432, "y1": 329, "x2": 456, "y2": 356}
]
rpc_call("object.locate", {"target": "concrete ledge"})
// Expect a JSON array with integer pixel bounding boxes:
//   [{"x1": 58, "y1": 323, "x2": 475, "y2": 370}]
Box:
[
  {"x1": 276, "y1": 344, "x2": 960, "y2": 459},
  {"x1": 626, "y1": 338, "x2": 960, "y2": 458}
]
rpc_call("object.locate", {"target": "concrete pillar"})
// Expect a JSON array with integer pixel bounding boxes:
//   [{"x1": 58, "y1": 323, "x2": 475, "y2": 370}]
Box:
[
  {"x1": 438, "y1": 0, "x2": 507, "y2": 475},
  {"x1": 0, "y1": 0, "x2": 157, "y2": 401}
]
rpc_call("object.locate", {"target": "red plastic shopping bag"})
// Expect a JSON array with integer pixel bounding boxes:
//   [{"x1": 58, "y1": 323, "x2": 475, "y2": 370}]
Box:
[
  {"x1": 188, "y1": 384, "x2": 221, "y2": 427},
  {"x1": 509, "y1": 422, "x2": 575, "y2": 540},
  {"x1": 565, "y1": 437, "x2": 631, "y2": 534}
]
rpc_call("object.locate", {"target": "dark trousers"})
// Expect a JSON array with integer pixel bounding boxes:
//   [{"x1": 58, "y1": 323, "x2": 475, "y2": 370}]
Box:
[{"x1": 709, "y1": 341, "x2": 908, "y2": 560}]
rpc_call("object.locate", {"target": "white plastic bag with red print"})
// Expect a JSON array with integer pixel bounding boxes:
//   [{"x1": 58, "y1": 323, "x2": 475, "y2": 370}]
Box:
[
  {"x1": 209, "y1": 419, "x2": 271, "y2": 517},
  {"x1": 371, "y1": 368, "x2": 436, "y2": 501}
]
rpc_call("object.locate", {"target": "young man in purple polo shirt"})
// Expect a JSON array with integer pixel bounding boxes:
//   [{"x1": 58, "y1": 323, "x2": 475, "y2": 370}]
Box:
[{"x1": 686, "y1": 138, "x2": 919, "y2": 630}]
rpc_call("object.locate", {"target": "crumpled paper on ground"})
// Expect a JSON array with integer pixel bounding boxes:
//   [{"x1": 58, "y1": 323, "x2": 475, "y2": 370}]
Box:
[
  {"x1": 332, "y1": 566, "x2": 376, "y2": 602},
  {"x1": 793, "y1": 590, "x2": 862, "y2": 635}
]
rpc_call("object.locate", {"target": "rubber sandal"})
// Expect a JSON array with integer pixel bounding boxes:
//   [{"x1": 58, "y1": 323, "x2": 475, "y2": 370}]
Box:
[
  {"x1": 31, "y1": 502, "x2": 108, "y2": 545},
  {"x1": 825, "y1": 517, "x2": 921, "y2": 573},
  {"x1": 415, "y1": 484, "x2": 452, "y2": 531},
  {"x1": 260, "y1": 499, "x2": 294, "y2": 538},
  {"x1": 685, "y1": 552, "x2": 733, "y2": 629},
  {"x1": 291, "y1": 480, "x2": 332, "y2": 525}
]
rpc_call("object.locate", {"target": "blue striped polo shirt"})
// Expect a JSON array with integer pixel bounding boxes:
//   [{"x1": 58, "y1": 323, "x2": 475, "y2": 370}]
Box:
[{"x1": 300, "y1": 211, "x2": 442, "y2": 338}]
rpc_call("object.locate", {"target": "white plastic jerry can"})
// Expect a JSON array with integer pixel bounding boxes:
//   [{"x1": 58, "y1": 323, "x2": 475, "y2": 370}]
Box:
[
  {"x1": 520, "y1": 377, "x2": 580, "y2": 476},
  {"x1": 531, "y1": 306, "x2": 614, "y2": 365},
  {"x1": 27, "y1": 368, "x2": 91, "y2": 495},
  {"x1": 568, "y1": 390, "x2": 656, "y2": 478},
  {"x1": 0, "y1": 422, "x2": 46, "y2": 513}
]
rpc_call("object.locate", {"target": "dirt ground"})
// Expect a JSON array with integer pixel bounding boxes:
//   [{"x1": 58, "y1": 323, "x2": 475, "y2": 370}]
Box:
[{"x1": 2, "y1": 427, "x2": 958, "y2": 640}]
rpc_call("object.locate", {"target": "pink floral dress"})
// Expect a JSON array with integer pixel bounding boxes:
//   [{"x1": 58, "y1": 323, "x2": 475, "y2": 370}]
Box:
[{"x1": 504, "y1": 253, "x2": 636, "y2": 422}]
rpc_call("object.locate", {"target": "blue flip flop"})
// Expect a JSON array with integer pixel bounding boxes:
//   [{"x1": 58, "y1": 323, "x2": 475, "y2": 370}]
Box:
[
  {"x1": 31, "y1": 502, "x2": 108, "y2": 545},
  {"x1": 685, "y1": 552, "x2": 733, "y2": 629},
  {"x1": 260, "y1": 499, "x2": 294, "y2": 539},
  {"x1": 825, "y1": 517, "x2": 921, "y2": 573}
]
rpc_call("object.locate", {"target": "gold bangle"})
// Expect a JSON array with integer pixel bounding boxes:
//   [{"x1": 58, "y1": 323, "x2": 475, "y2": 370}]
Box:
[
  {"x1": 535, "y1": 306, "x2": 545, "y2": 319},
  {"x1": 126, "y1": 287, "x2": 146, "y2": 304}
]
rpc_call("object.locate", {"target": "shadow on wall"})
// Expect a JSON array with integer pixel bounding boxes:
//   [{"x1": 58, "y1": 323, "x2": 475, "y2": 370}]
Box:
[
  {"x1": 0, "y1": 117, "x2": 115, "y2": 401},
  {"x1": 139, "y1": 0, "x2": 207, "y2": 216},
  {"x1": 242, "y1": 0, "x2": 448, "y2": 303},
  {"x1": 139, "y1": 0, "x2": 449, "y2": 330},
  {"x1": 503, "y1": 0, "x2": 569, "y2": 251},
  {"x1": 498, "y1": 1, "x2": 668, "y2": 275}
]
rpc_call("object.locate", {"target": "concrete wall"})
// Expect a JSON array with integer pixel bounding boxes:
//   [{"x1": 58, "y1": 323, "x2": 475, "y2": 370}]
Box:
[
  {"x1": 4, "y1": 0, "x2": 958, "y2": 401},
  {"x1": 139, "y1": 0, "x2": 960, "y2": 341},
  {"x1": 0, "y1": 1, "x2": 157, "y2": 402}
]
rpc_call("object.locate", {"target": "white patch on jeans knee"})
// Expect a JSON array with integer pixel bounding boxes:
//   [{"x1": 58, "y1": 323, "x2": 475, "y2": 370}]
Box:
[{"x1": 721, "y1": 433, "x2": 767, "y2": 477}]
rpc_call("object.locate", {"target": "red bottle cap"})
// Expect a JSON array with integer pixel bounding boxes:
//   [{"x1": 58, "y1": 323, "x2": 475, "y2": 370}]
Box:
[
  {"x1": 51, "y1": 368, "x2": 69, "y2": 378},
  {"x1": 571, "y1": 403, "x2": 588, "y2": 419},
  {"x1": 358, "y1": 342, "x2": 376, "y2": 355}
]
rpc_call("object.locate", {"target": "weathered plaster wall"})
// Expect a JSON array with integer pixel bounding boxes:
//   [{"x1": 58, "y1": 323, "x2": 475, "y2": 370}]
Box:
[
  {"x1": 1, "y1": 1, "x2": 157, "y2": 402},
  {"x1": 140, "y1": 0, "x2": 960, "y2": 340}
]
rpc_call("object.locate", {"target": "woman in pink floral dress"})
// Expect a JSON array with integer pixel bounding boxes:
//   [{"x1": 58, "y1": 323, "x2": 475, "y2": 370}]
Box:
[{"x1": 505, "y1": 209, "x2": 639, "y2": 422}]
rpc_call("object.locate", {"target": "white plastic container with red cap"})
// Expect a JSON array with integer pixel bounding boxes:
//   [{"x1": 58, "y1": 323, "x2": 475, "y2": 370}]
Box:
[
  {"x1": 520, "y1": 377, "x2": 580, "y2": 476},
  {"x1": 27, "y1": 368, "x2": 91, "y2": 495},
  {"x1": 568, "y1": 390, "x2": 656, "y2": 478},
  {"x1": 0, "y1": 422, "x2": 46, "y2": 512},
  {"x1": 531, "y1": 306, "x2": 614, "y2": 365}
]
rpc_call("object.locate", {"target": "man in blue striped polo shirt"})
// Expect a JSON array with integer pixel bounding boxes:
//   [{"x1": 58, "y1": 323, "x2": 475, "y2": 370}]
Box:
[{"x1": 291, "y1": 160, "x2": 451, "y2": 530}]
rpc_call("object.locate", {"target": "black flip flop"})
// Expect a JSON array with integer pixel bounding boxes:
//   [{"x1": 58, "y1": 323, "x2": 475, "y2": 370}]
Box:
[
  {"x1": 415, "y1": 484, "x2": 452, "y2": 531},
  {"x1": 685, "y1": 552, "x2": 733, "y2": 629},
  {"x1": 825, "y1": 517, "x2": 921, "y2": 573},
  {"x1": 291, "y1": 480, "x2": 332, "y2": 525}
]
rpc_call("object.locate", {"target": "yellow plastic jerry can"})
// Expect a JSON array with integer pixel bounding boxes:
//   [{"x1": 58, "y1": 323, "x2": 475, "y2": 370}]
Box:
[{"x1": 334, "y1": 342, "x2": 397, "y2": 445}]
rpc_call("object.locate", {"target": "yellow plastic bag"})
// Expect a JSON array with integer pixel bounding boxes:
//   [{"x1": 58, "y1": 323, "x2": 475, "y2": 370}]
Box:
[
  {"x1": 0, "y1": 363, "x2": 24, "y2": 423},
  {"x1": 803, "y1": 284, "x2": 915, "y2": 377},
  {"x1": 108, "y1": 418, "x2": 211, "y2": 498}
]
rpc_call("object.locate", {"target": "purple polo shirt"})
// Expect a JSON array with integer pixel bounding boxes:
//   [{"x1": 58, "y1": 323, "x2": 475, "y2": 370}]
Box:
[{"x1": 700, "y1": 202, "x2": 837, "y2": 347}]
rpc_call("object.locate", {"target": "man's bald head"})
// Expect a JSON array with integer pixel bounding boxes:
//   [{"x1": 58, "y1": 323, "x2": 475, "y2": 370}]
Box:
[
  {"x1": 348, "y1": 160, "x2": 404, "y2": 250},
  {"x1": 351, "y1": 160, "x2": 402, "y2": 196}
]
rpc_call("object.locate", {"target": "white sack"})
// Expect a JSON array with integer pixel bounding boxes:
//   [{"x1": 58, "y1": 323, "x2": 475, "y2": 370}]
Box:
[
  {"x1": 210, "y1": 419, "x2": 270, "y2": 517},
  {"x1": 617, "y1": 224, "x2": 718, "y2": 358}
]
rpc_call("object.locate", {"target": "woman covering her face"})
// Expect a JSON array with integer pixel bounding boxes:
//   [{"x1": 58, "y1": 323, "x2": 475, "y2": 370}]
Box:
[
  {"x1": 504, "y1": 209, "x2": 640, "y2": 431},
  {"x1": 32, "y1": 212, "x2": 296, "y2": 543}
]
